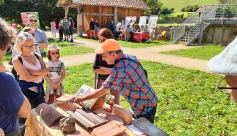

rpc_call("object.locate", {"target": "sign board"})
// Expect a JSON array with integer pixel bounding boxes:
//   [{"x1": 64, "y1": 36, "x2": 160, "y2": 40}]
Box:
[
  {"x1": 124, "y1": 16, "x2": 136, "y2": 30},
  {"x1": 139, "y1": 16, "x2": 147, "y2": 27},
  {"x1": 148, "y1": 15, "x2": 158, "y2": 31},
  {"x1": 21, "y1": 12, "x2": 41, "y2": 28}
]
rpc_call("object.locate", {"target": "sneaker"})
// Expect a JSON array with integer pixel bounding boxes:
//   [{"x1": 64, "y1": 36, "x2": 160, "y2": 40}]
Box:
[
  {"x1": 70, "y1": 39, "x2": 73, "y2": 42},
  {"x1": 67, "y1": 39, "x2": 69, "y2": 42},
  {"x1": 63, "y1": 39, "x2": 67, "y2": 41}
]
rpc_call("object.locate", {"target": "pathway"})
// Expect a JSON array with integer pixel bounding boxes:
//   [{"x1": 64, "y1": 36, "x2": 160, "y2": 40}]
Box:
[{"x1": 4, "y1": 31, "x2": 211, "y2": 73}]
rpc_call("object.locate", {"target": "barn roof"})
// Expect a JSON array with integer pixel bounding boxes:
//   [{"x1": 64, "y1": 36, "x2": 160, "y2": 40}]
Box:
[{"x1": 57, "y1": 0, "x2": 150, "y2": 10}]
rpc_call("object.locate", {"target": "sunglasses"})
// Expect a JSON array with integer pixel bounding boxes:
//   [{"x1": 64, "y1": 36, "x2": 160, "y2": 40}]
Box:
[
  {"x1": 217, "y1": 78, "x2": 237, "y2": 94},
  {"x1": 51, "y1": 52, "x2": 59, "y2": 55},
  {"x1": 23, "y1": 44, "x2": 36, "y2": 49},
  {"x1": 6, "y1": 44, "x2": 13, "y2": 53},
  {"x1": 29, "y1": 20, "x2": 37, "y2": 22}
]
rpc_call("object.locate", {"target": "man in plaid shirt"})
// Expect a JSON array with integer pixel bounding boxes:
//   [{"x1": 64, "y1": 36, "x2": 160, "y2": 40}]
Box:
[{"x1": 73, "y1": 39, "x2": 158, "y2": 123}]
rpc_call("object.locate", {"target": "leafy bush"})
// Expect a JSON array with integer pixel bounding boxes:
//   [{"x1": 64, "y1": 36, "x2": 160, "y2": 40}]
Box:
[{"x1": 181, "y1": 5, "x2": 201, "y2": 12}]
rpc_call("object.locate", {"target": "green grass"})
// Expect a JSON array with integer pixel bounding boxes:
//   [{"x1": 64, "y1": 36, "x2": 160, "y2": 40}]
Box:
[
  {"x1": 74, "y1": 36, "x2": 170, "y2": 48},
  {"x1": 160, "y1": 45, "x2": 225, "y2": 60},
  {"x1": 159, "y1": 0, "x2": 216, "y2": 12},
  {"x1": 64, "y1": 60, "x2": 237, "y2": 135},
  {"x1": 47, "y1": 38, "x2": 95, "y2": 57}
]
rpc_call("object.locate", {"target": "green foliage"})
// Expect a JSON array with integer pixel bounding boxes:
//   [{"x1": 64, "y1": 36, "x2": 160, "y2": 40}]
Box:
[
  {"x1": 65, "y1": 60, "x2": 237, "y2": 135},
  {"x1": 219, "y1": 0, "x2": 237, "y2": 4},
  {"x1": 160, "y1": 45, "x2": 225, "y2": 60},
  {"x1": 74, "y1": 36, "x2": 170, "y2": 48},
  {"x1": 181, "y1": 5, "x2": 201, "y2": 12},
  {"x1": 0, "y1": 0, "x2": 78, "y2": 30},
  {"x1": 159, "y1": 0, "x2": 214, "y2": 12}
]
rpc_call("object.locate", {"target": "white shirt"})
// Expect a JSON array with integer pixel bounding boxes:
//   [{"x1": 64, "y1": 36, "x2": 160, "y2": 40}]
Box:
[{"x1": 45, "y1": 60, "x2": 65, "y2": 80}]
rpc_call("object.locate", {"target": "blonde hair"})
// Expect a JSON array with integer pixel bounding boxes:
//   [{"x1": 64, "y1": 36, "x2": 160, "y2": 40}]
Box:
[
  {"x1": 21, "y1": 27, "x2": 32, "y2": 32},
  {"x1": 47, "y1": 50, "x2": 61, "y2": 60},
  {"x1": 14, "y1": 32, "x2": 34, "y2": 53}
]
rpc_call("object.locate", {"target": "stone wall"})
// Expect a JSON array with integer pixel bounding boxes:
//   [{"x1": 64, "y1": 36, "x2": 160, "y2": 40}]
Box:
[
  {"x1": 145, "y1": 25, "x2": 193, "y2": 40},
  {"x1": 202, "y1": 24, "x2": 237, "y2": 46}
]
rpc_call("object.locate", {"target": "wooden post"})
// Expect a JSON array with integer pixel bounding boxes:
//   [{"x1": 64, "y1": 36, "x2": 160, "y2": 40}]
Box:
[
  {"x1": 77, "y1": 5, "x2": 83, "y2": 37},
  {"x1": 99, "y1": 6, "x2": 102, "y2": 28},
  {"x1": 65, "y1": 7, "x2": 69, "y2": 18},
  {"x1": 114, "y1": 7, "x2": 118, "y2": 23}
]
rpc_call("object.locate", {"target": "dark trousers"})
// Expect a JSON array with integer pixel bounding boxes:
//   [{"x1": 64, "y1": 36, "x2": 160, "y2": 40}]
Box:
[
  {"x1": 19, "y1": 90, "x2": 43, "y2": 136},
  {"x1": 134, "y1": 105, "x2": 157, "y2": 124},
  {"x1": 130, "y1": 31, "x2": 134, "y2": 42},
  {"x1": 59, "y1": 29, "x2": 63, "y2": 40}
]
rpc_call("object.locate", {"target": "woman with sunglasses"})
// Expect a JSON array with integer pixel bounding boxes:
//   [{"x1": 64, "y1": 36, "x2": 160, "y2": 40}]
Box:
[
  {"x1": 93, "y1": 28, "x2": 120, "y2": 106},
  {"x1": 12, "y1": 27, "x2": 40, "y2": 60},
  {"x1": 0, "y1": 17, "x2": 31, "y2": 135},
  {"x1": 13, "y1": 32, "x2": 49, "y2": 129}
]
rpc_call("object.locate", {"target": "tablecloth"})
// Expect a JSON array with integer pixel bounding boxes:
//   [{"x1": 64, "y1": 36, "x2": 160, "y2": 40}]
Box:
[{"x1": 24, "y1": 102, "x2": 138, "y2": 136}]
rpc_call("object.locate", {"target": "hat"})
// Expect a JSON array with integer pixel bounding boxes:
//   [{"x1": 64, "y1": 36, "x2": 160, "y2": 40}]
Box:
[
  {"x1": 47, "y1": 43, "x2": 61, "y2": 51},
  {"x1": 12, "y1": 24, "x2": 18, "y2": 29},
  {"x1": 95, "y1": 39, "x2": 120, "y2": 54},
  {"x1": 208, "y1": 37, "x2": 237, "y2": 75}
]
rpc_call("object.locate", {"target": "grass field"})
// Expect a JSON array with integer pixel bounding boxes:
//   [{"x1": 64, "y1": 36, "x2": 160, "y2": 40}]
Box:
[
  {"x1": 159, "y1": 0, "x2": 216, "y2": 12},
  {"x1": 74, "y1": 36, "x2": 170, "y2": 48},
  {"x1": 160, "y1": 45, "x2": 225, "y2": 60},
  {"x1": 64, "y1": 60, "x2": 237, "y2": 135}
]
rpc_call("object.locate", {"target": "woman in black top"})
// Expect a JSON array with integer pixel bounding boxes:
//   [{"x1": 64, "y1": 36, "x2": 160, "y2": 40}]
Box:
[{"x1": 93, "y1": 28, "x2": 120, "y2": 105}]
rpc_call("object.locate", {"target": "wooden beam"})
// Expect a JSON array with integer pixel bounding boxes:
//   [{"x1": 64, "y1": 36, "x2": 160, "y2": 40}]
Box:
[
  {"x1": 80, "y1": 12, "x2": 114, "y2": 16},
  {"x1": 64, "y1": 7, "x2": 69, "y2": 18},
  {"x1": 114, "y1": 7, "x2": 118, "y2": 23},
  {"x1": 76, "y1": 5, "x2": 80, "y2": 15}
]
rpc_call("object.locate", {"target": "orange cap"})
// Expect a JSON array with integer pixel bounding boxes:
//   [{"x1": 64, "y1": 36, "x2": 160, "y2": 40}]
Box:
[{"x1": 95, "y1": 39, "x2": 120, "y2": 54}]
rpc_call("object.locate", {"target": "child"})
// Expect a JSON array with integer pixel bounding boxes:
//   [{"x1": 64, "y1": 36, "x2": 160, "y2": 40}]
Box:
[
  {"x1": 147, "y1": 27, "x2": 156, "y2": 43},
  {"x1": 44, "y1": 43, "x2": 66, "y2": 104},
  {"x1": 125, "y1": 24, "x2": 130, "y2": 42}
]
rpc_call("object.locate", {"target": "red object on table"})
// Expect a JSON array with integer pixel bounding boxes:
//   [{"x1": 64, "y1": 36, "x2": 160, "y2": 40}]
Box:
[
  {"x1": 87, "y1": 30, "x2": 99, "y2": 39},
  {"x1": 120, "y1": 30, "x2": 149, "y2": 43},
  {"x1": 133, "y1": 32, "x2": 150, "y2": 43}
]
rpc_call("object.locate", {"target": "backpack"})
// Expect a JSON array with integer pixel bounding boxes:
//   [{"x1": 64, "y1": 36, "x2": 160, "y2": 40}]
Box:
[
  {"x1": 11, "y1": 54, "x2": 40, "y2": 81},
  {"x1": 119, "y1": 58, "x2": 148, "y2": 78}
]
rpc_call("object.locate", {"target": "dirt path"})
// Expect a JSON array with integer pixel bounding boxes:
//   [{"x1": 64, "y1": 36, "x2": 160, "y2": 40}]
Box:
[{"x1": 4, "y1": 31, "x2": 211, "y2": 73}]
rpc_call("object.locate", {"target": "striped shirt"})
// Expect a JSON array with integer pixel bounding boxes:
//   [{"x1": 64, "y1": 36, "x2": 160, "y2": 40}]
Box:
[{"x1": 103, "y1": 53, "x2": 158, "y2": 115}]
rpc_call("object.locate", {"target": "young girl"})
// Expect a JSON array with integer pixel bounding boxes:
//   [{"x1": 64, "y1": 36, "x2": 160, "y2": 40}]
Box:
[{"x1": 44, "y1": 43, "x2": 66, "y2": 104}]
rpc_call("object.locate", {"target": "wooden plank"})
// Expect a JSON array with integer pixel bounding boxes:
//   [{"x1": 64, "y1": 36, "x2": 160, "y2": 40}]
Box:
[{"x1": 80, "y1": 13, "x2": 114, "y2": 16}]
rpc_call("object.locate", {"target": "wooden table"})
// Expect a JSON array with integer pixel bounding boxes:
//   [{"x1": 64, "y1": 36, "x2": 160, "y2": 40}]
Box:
[{"x1": 24, "y1": 102, "x2": 137, "y2": 136}]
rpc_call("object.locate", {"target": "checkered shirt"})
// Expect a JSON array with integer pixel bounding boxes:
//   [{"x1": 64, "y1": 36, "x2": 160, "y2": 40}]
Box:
[{"x1": 103, "y1": 53, "x2": 158, "y2": 115}]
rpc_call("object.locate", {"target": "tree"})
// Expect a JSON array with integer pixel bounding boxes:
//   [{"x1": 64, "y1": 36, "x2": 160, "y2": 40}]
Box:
[{"x1": 0, "y1": 0, "x2": 78, "y2": 30}]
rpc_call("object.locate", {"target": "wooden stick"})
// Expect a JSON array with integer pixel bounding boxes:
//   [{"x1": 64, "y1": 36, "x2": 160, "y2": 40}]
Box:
[
  {"x1": 75, "y1": 111, "x2": 95, "y2": 127},
  {"x1": 82, "y1": 107, "x2": 107, "y2": 122},
  {"x1": 76, "y1": 109, "x2": 102, "y2": 124}
]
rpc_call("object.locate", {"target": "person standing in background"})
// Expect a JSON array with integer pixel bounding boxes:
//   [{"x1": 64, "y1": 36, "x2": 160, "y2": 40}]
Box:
[
  {"x1": 28, "y1": 14, "x2": 48, "y2": 57},
  {"x1": 62, "y1": 17, "x2": 69, "y2": 41},
  {"x1": 68, "y1": 18, "x2": 74, "y2": 42},
  {"x1": 50, "y1": 19, "x2": 56, "y2": 39},
  {"x1": 58, "y1": 19, "x2": 64, "y2": 41},
  {"x1": 89, "y1": 18, "x2": 96, "y2": 39}
]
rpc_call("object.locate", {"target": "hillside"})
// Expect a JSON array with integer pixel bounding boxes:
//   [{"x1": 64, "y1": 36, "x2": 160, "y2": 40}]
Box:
[{"x1": 159, "y1": 0, "x2": 217, "y2": 12}]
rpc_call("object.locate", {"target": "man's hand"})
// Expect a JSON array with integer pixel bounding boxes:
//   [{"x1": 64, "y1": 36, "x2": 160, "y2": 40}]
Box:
[{"x1": 73, "y1": 96, "x2": 84, "y2": 103}]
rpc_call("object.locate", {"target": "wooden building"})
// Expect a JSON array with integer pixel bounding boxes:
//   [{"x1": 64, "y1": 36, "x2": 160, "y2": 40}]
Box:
[{"x1": 56, "y1": 0, "x2": 150, "y2": 36}]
